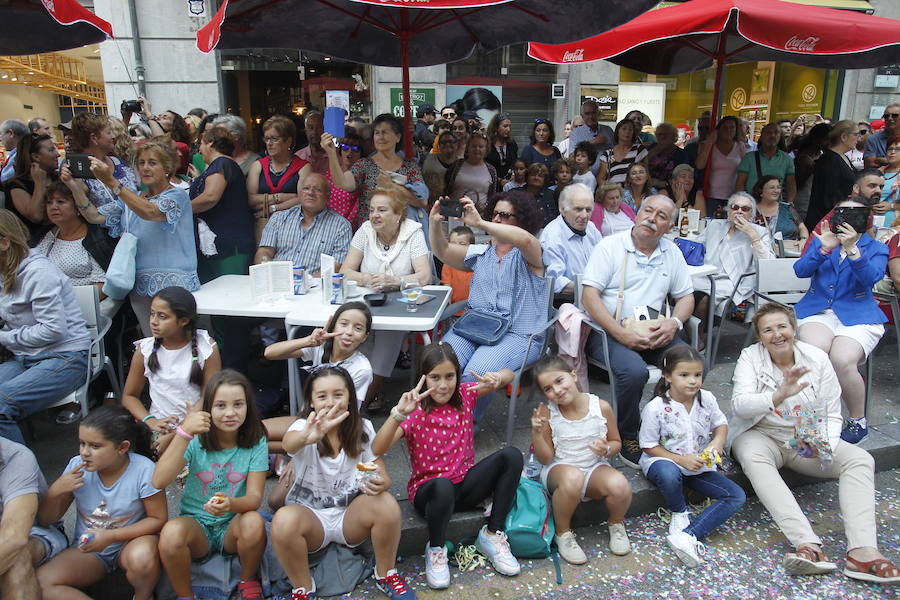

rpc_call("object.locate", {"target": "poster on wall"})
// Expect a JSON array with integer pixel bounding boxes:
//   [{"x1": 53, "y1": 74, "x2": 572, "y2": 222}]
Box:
[
  {"x1": 446, "y1": 85, "x2": 503, "y2": 125},
  {"x1": 580, "y1": 87, "x2": 618, "y2": 122},
  {"x1": 389, "y1": 87, "x2": 436, "y2": 119},
  {"x1": 617, "y1": 82, "x2": 666, "y2": 127}
]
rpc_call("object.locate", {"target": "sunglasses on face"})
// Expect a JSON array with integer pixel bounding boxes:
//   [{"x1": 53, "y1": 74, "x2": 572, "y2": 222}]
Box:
[
  {"x1": 859, "y1": 130, "x2": 869, "y2": 136},
  {"x1": 729, "y1": 204, "x2": 753, "y2": 212},
  {"x1": 493, "y1": 210, "x2": 516, "y2": 219},
  {"x1": 340, "y1": 143, "x2": 360, "y2": 152},
  {"x1": 883, "y1": 113, "x2": 900, "y2": 120}
]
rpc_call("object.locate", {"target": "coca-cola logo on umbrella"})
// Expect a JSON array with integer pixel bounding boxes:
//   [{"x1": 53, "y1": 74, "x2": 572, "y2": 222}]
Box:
[
  {"x1": 562, "y1": 48, "x2": 585, "y2": 62},
  {"x1": 784, "y1": 36, "x2": 820, "y2": 52}
]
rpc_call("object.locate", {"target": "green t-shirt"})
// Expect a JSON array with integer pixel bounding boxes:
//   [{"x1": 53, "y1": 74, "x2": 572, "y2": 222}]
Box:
[
  {"x1": 737, "y1": 149, "x2": 795, "y2": 195},
  {"x1": 180, "y1": 435, "x2": 268, "y2": 525}
]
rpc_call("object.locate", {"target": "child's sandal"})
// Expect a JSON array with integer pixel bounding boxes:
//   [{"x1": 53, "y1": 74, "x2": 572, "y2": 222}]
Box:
[
  {"x1": 843, "y1": 555, "x2": 900, "y2": 584},
  {"x1": 783, "y1": 544, "x2": 837, "y2": 575}
]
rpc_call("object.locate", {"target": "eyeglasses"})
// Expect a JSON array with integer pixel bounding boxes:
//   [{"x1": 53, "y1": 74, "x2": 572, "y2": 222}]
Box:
[
  {"x1": 339, "y1": 143, "x2": 360, "y2": 152},
  {"x1": 859, "y1": 130, "x2": 870, "y2": 136},
  {"x1": 493, "y1": 210, "x2": 517, "y2": 220},
  {"x1": 263, "y1": 136, "x2": 282, "y2": 144},
  {"x1": 534, "y1": 119, "x2": 550, "y2": 125},
  {"x1": 497, "y1": 113, "x2": 511, "y2": 122},
  {"x1": 729, "y1": 204, "x2": 753, "y2": 212},
  {"x1": 887, "y1": 146, "x2": 900, "y2": 153},
  {"x1": 883, "y1": 113, "x2": 900, "y2": 120}
]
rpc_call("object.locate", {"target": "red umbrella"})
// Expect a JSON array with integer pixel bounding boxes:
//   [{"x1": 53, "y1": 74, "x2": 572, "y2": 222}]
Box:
[
  {"x1": 1, "y1": 0, "x2": 112, "y2": 55},
  {"x1": 528, "y1": 0, "x2": 900, "y2": 125},
  {"x1": 197, "y1": 0, "x2": 659, "y2": 156}
]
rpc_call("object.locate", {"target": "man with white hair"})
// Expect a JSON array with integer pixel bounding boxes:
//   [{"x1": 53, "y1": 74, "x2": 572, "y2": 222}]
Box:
[
  {"x1": 540, "y1": 183, "x2": 602, "y2": 296},
  {"x1": 581, "y1": 195, "x2": 694, "y2": 468},
  {"x1": 864, "y1": 102, "x2": 900, "y2": 168},
  {"x1": 0, "y1": 119, "x2": 28, "y2": 183},
  {"x1": 295, "y1": 110, "x2": 328, "y2": 175}
]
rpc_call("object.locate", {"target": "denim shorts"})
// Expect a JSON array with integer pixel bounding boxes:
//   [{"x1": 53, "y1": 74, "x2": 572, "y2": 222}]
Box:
[{"x1": 29, "y1": 524, "x2": 68, "y2": 566}]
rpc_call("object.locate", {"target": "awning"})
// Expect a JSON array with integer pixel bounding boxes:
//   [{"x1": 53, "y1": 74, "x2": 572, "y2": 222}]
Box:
[{"x1": 655, "y1": 0, "x2": 873, "y2": 12}]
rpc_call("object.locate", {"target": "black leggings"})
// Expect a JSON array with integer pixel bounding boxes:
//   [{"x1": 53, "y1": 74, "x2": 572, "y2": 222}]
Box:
[{"x1": 412, "y1": 447, "x2": 523, "y2": 547}]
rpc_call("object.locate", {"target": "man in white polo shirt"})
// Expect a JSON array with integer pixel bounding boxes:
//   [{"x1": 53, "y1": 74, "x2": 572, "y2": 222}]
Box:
[
  {"x1": 581, "y1": 195, "x2": 694, "y2": 468},
  {"x1": 540, "y1": 183, "x2": 602, "y2": 298}
]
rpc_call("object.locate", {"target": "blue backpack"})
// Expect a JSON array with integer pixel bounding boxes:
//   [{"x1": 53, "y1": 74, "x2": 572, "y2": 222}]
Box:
[{"x1": 504, "y1": 478, "x2": 555, "y2": 558}]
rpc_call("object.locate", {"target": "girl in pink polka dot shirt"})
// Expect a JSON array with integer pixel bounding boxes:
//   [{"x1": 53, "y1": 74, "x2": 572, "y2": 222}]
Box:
[{"x1": 372, "y1": 342, "x2": 522, "y2": 589}]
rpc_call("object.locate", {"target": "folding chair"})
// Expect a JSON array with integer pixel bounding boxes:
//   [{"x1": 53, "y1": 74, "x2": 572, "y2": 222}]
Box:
[{"x1": 45, "y1": 285, "x2": 121, "y2": 418}]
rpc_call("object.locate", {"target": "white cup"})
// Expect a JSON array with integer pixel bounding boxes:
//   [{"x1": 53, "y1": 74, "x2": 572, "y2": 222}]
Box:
[{"x1": 346, "y1": 280, "x2": 359, "y2": 297}]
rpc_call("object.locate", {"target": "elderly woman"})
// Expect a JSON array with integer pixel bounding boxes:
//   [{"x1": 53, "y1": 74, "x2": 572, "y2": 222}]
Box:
[
  {"x1": 325, "y1": 113, "x2": 429, "y2": 233},
  {"x1": 662, "y1": 164, "x2": 706, "y2": 219},
  {"x1": 646, "y1": 122, "x2": 690, "y2": 190},
  {"x1": 2, "y1": 133, "x2": 58, "y2": 244},
  {"x1": 692, "y1": 192, "x2": 774, "y2": 341},
  {"x1": 592, "y1": 183, "x2": 636, "y2": 237},
  {"x1": 212, "y1": 114, "x2": 260, "y2": 175},
  {"x1": 247, "y1": 115, "x2": 310, "y2": 226},
  {"x1": 752, "y1": 175, "x2": 808, "y2": 247},
  {"x1": 444, "y1": 132, "x2": 499, "y2": 211},
  {"x1": 621, "y1": 162, "x2": 657, "y2": 211},
  {"x1": 730, "y1": 302, "x2": 899, "y2": 583},
  {"x1": 0, "y1": 209, "x2": 90, "y2": 444},
  {"x1": 190, "y1": 125, "x2": 255, "y2": 371},
  {"x1": 598, "y1": 118, "x2": 649, "y2": 185},
  {"x1": 340, "y1": 184, "x2": 432, "y2": 409},
  {"x1": 793, "y1": 198, "x2": 887, "y2": 444},
  {"x1": 37, "y1": 181, "x2": 117, "y2": 316},
  {"x1": 695, "y1": 116, "x2": 745, "y2": 215},
  {"x1": 66, "y1": 141, "x2": 199, "y2": 337},
  {"x1": 429, "y1": 190, "x2": 546, "y2": 422}
]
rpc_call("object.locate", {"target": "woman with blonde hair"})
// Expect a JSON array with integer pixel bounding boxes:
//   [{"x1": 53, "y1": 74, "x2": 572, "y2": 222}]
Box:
[
  {"x1": 62, "y1": 140, "x2": 199, "y2": 336},
  {"x1": 340, "y1": 184, "x2": 432, "y2": 410},
  {"x1": 0, "y1": 209, "x2": 90, "y2": 444}
]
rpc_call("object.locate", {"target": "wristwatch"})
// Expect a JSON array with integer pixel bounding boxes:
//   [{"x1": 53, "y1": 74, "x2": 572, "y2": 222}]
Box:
[{"x1": 847, "y1": 245, "x2": 860, "y2": 258}]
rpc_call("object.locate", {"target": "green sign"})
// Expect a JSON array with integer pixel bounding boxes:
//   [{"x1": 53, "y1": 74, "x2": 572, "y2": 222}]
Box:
[{"x1": 390, "y1": 87, "x2": 436, "y2": 119}]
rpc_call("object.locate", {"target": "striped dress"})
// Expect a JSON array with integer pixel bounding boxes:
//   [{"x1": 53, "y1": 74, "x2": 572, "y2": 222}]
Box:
[{"x1": 600, "y1": 143, "x2": 649, "y2": 184}]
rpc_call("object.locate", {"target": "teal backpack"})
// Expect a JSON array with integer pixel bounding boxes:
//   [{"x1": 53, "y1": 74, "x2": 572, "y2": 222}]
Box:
[{"x1": 504, "y1": 477, "x2": 555, "y2": 558}]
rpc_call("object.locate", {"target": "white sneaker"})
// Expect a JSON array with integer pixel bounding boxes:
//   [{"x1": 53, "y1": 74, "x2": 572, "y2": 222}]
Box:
[
  {"x1": 667, "y1": 531, "x2": 706, "y2": 568},
  {"x1": 554, "y1": 531, "x2": 587, "y2": 565},
  {"x1": 424, "y1": 543, "x2": 450, "y2": 589},
  {"x1": 669, "y1": 510, "x2": 692, "y2": 536},
  {"x1": 475, "y1": 526, "x2": 521, "y2": 576},
  {"x1": 608, "y1": 523, "x2": 631, "y2": 556}
]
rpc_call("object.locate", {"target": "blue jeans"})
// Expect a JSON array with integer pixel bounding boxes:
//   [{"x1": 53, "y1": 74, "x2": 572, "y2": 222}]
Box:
[
  {"x1": 585, "y1": 330, "x2": 685, "y2": 439},
  {"x1": 0, "y1": 350, "x2": 89, "y2": 444},
  {"x1": 645, "y1": 460, "x2": 746, "y2": 540}
]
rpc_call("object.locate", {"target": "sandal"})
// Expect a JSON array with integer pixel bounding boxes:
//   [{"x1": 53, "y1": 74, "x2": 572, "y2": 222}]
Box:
[
  {"x1": 363, "y1": 392, "x2": 388, "y2": 415},
  {"x1": 844, "y1": 555, "x2": 900, "y2": 584},
  {"x1": 783, "y1": 544, "x2": 837, "y2": 575}
]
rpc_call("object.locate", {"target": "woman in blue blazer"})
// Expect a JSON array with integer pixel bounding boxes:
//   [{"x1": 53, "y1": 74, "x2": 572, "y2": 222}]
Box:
[{"x1": 793, "y1": 199, "x2": 888, "y2": 444}]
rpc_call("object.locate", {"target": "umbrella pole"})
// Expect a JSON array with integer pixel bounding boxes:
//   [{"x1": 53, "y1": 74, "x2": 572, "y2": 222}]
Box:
[
  {"x1": 401, "y1": 12, "x2": 414, "y2": 158},
  {"x1": 702, "y1": 53, "x2": 727, "y2": 203}
]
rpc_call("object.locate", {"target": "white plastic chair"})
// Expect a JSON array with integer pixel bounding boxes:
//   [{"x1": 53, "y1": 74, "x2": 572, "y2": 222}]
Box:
[{"x1": 44, "y1": 285, "x2": 121, "y2": 418}]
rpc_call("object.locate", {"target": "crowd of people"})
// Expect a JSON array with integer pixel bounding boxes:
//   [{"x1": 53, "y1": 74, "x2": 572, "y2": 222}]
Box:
[{"x1": 0, "y1": 96, "x2": 898, "y2": 600}]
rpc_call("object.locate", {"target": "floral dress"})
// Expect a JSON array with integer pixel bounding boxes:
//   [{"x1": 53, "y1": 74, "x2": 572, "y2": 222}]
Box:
[{"x1": 350, "y1": 157, "x2": 423, "y2": 226}]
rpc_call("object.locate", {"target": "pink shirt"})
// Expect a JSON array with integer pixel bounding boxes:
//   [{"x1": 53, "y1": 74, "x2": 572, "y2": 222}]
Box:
[{"x1": 401, "y1": 381, "x2": 477, "y2": 503}]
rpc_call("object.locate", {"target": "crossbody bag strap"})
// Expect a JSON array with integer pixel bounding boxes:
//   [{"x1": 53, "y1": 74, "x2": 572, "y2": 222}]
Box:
[
  {"x1": 615, "y1": 252, "x2": 628, "y2": 321},
  {"x1": 754, "y1": 150, "x2": 763, "y2": 181}
]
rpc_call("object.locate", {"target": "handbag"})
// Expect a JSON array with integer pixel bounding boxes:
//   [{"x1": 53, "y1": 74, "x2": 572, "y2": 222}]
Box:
[
  {"x1": 615, "y1": 253, "x2": 669, "y2": 336},
  {"x1": 674, "y1": 237, "x2": 706, "y2": 266},
  {"x1": 102, "y1": 209, "x2": 137, "y2": 300},
  {"x1": 452, "y1": 309, "x2": 510, "y2": 346}
]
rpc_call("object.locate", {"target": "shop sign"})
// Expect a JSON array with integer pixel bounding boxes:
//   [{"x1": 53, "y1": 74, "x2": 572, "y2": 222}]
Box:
[
  {"x1": 730, "y1": 87, "x2": 747, "y2": 111},
  {"x1": 390, "y1": 88, "x2": 436, "y2": 119},
  {"x1": 580, "y1": 87, "x2": 618, "y2": 122},
  {"x1": 617, "y1": 82, "x2": 666, "y2": 126},
  {"x1": 877, "y1": 65, "x2": 900, "y2": 76}
]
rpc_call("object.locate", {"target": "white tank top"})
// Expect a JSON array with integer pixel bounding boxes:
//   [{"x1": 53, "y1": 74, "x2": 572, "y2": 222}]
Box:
[{"x1": 549, "y1": 394, "x2": 609, "y2": 469}]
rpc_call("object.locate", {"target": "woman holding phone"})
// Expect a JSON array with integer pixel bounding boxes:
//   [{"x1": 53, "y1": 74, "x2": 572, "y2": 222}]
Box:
[{"x1": 793, "y1": 199, "x2": 887, "y2": 444}]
